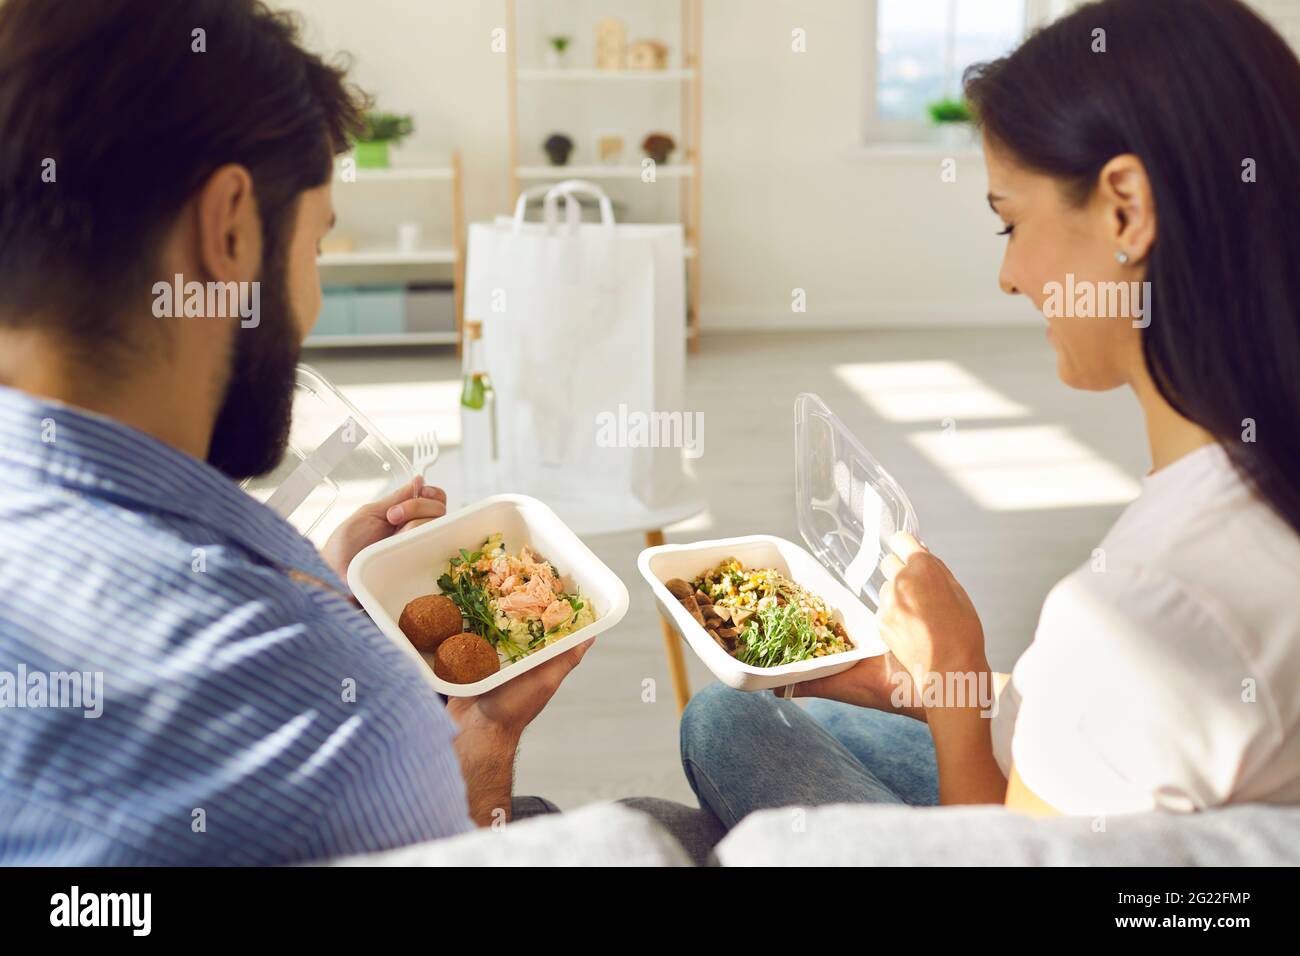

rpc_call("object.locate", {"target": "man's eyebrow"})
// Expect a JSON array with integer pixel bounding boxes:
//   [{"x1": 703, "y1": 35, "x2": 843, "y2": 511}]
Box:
[
  {"x1": 327, "y1": 212, "x2": 337, "y2": 230},
  {"x1": 987, "y1": 193, "x2": 1005, "y2": 213}
]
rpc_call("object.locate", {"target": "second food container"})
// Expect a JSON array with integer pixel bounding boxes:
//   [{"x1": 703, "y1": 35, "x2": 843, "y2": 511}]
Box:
[{"x1": 638, "y1": 392, "x2": 920, "y2": 692}]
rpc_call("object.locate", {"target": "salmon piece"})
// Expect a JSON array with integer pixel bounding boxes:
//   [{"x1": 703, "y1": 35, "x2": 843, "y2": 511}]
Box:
[
  {"x1": 497, "y1": 590, "x2": 548, "y2": 620},
  {"x1": 541, "y1": 599, "x2": 574, "y2": 631},
  {"x1": 526, "y1": 561, "x2": 559, "y2": 593},
  {"x1": 524, "y1": 574, "x2": 555, "y2": 604},
  {"x1": 498, "y1": 574, "x2": 520, "y2": 594}
]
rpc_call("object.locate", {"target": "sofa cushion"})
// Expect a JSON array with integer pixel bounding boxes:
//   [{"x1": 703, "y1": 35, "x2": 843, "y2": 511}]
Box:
[
  {"x1": 716, "y1": 803, "x2": 1300, "y2": 866},
  {"x1": 327, "y1": 802, "x2": 692, "y2": 867}
]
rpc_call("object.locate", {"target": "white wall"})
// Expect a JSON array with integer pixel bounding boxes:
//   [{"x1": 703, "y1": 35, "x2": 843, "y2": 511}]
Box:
[
  {"x1": 277, "y1": 0, "x2": 1300, "y2": 332},
  {"x1": 275, "y1": 0, "x2": 515, "y2": 252},
  {"x1": 1254, "y1": 0, "x2": 1300, "y2": 43},
  {"x1": 699, "y1": 0, "x2": 1017, "y2": 330}
]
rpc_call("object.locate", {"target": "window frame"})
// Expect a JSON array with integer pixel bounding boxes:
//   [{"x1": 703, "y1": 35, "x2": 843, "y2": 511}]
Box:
[{"x1": 861, "y1": 0, "x2": 1061, "y2": 145}]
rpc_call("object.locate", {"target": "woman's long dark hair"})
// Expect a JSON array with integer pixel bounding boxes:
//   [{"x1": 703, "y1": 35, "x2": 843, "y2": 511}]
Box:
[{"x1": 965, "y1": 0, "x2": 1300, "y2": 536}]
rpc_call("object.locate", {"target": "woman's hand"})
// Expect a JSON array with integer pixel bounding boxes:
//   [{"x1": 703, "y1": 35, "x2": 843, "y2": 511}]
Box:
[
  {"x1": 786, "y1": 651, "x2": 926, "y2": 720},
  {"x1": 877, "y1": 533, "x2": 1006, "y2": 804},
  {"x1": 876, "y1": 531, "x2": 988, "y2": 686},
  {"x1": 320, "y1": 475, "x2": 448, "y2": 583}
]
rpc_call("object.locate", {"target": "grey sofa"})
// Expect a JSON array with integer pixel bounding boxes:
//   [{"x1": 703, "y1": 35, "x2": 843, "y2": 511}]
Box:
[
  {"x1": 332, "y1": 801, "x2": 1300, "y2": 866},
  {"x1": 332, "y1": 803, "x2": 692, "y2": 867},
  {"x1": 717, "y1": 803, "x2": 1300, "y2": 866}
]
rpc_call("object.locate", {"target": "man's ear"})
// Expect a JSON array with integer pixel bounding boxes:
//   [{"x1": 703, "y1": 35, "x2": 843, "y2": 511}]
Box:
[
  {"x1": 1097, "y1": 153, "x2": 1157, "y2": 265},
  {"x1": 194, "y1": 164, "x2": 261, "y2": 283}
]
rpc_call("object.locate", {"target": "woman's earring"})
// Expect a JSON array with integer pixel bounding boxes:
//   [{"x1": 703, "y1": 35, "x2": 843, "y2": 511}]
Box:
[{"x1": 1115, "y1": 250, "x2": 1130, "y2": 264}]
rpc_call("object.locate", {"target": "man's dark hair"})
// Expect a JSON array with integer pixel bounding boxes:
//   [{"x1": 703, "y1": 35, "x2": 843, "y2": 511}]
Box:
[{"x1": 0, "y1": 0, "x2": 365, "y2": 339}]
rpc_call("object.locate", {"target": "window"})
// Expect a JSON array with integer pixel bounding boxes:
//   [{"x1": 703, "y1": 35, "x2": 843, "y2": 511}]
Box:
[{"x1": 864, "y1": 0, "x2": 1058, "y2": 144}]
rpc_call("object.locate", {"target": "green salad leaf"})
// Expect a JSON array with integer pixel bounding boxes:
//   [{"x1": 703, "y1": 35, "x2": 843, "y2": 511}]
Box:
[
  {"x1": 735, "y1": 602, "x2": 820, "y2": 668},
  {"x1": 437, "y1": 557, "x2": 527, "y2": 662}
]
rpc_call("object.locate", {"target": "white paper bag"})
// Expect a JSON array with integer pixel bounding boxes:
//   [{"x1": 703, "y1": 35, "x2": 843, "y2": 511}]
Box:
[{"x1": 463, "y1": 181, "x2": 686, "y2": 509}]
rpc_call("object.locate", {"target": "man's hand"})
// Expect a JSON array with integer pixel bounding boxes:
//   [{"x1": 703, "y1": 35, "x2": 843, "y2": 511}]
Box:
[
  {"x1": 446, "y1": 639, "x2": 594, "y2": 826},
  {"x1": 320, "y1": 475, "x2": 447, "y2": 582}
]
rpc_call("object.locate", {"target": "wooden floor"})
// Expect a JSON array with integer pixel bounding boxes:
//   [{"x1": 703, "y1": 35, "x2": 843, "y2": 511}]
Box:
[{"x1": 307, "y1": 328, "x2": 1150, "y2": 808}]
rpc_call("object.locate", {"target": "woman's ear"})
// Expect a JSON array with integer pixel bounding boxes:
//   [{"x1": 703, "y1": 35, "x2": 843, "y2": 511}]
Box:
[
  {"x1": 194, "y1": 164, "x2": 261, "y2": 284},
  {"x1": 1097, "y1": 153, "x2": 1157, "y2": 265}
]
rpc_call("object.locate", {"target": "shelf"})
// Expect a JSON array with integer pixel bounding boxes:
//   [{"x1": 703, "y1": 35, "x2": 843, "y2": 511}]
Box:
[
  {"x1": 318, "y1": 247, "x2": 457, "y2": 267},
  {"x1": 304, "y1": 331, "x2": 458, "y2": 348},
  {"x1": 516, "y1": 164, "x2": 694, "y2": 179},
  {"x1": 506, "y1": 0, "x2": 701, "y2": 351},
  {"x1": 336, "y1": 164, "x2": 455, "y2": 182},
  {"x1": 518, "y1": 68, "x2": 694, "y2": 82}
]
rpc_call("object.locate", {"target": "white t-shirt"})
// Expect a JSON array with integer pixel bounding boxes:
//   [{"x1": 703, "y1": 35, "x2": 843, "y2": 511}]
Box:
[{"x1": 990, "y1": 442, "x2": 1300, "y2": 814}]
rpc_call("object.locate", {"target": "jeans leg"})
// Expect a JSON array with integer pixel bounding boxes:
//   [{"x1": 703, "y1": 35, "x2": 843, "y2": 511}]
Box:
[
  {"x1": 679, "y1": 683, "x2": 907, "y2": 831},
  {"x1": 801, "y1": 699, "x2": 940, "y2": 806}
]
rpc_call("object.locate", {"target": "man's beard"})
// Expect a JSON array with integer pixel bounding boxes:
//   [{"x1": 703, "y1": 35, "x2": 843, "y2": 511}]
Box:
[{"x1": 205, "y1": 257, "x2": 301, "y2": 482}]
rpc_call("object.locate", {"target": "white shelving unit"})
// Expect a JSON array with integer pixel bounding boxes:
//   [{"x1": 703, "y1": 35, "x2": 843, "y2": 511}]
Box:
[
  {"x1": 515, "y1": 163, "x2": 695, "y2": 179},
  {"x1": 347, "y1": 167, "x2": 456, "y2": 182},
  {"x1": 517, "y1": 67, "x2": 696, "y2": 82},
  {"x1": 305, "y1": 331, "x2": 459, "y2": 349},
  {"x1": 318, "y1": 248, "x2": 458, "y2": 267},
  {"x1": 309, "y1": 152, "x2": 466, "y2": 350},
  {"x1": 506, "y1": 1, "x2": 703, "y2": 349}
]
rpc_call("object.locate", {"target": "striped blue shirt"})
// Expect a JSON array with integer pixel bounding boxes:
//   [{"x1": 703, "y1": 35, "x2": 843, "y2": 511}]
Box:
[{"x1": 0, "y1": 385, "x2": 474, "y2": 865}]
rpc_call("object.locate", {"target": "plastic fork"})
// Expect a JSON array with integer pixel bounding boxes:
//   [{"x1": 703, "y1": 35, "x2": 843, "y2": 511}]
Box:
[{"x1": 412, "y1": 430, "x2": 439, "y2": 481}]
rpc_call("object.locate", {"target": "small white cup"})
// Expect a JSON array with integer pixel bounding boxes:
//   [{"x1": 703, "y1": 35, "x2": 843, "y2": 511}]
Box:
[{"x1": 397, "y1": 221, "x2": 422, "y2": 254}]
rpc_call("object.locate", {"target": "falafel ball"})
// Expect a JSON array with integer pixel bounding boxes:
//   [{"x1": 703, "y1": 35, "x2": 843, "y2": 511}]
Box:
[
  {"x1": 433, "y1": 632, "x2": 500, "y2": 684},
  {"x1": 398, "y1": 594, "x2": 463, "y2": 653}
]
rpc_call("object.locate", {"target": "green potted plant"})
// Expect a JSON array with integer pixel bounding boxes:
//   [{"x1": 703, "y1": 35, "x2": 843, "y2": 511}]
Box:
[
  {"x1": 927, "y1": 97, "x2": 974, "y2": 149},
  {"x1": 546, "y1": 35, "x2": 572, "y2": 69},
  {"x1": 353, "y1": 111, "x2": 414, "y2": 169}
]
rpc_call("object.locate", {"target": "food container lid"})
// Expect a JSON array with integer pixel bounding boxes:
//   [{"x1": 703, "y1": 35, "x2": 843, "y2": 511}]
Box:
[
  {"x1": 794, "y1": 392, "x2": 920, "y2": 612},
  {"x1": 242, "y1": 364, "x2": 417, "y2": 545}
]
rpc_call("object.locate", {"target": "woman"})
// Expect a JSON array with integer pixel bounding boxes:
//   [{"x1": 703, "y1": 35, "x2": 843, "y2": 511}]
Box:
[{"x1": 681, "y1": 0, "x2": 1300, "y2": 825}]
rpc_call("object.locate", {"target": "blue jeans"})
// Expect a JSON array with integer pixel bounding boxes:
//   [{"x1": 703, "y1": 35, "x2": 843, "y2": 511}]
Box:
[{"x1": 680, "y1": 683, "x2": 940, "y2": 830}]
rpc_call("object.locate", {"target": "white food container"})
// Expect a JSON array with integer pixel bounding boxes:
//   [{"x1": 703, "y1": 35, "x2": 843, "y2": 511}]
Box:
[
  {"x1": 349, "y1": 493, "x2": 629, "y2": 697},
  {"x1": 638, "y1": 393, "x2": 920, "y2": 692},
  {"x1": 639, "y1": 534, "x2": 887, "y2": 692}
]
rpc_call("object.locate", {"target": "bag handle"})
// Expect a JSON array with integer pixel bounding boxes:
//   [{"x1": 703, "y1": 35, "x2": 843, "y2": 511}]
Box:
[
  {"x1": 509, "y1": 180, "x2": 616, "y2": 235},
  {"x1": 511, "y1": 183, "x2": 562, "y2": 233},
  {"x1": 543, "y1": 179, "x2": 615, "y2": 233}
]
